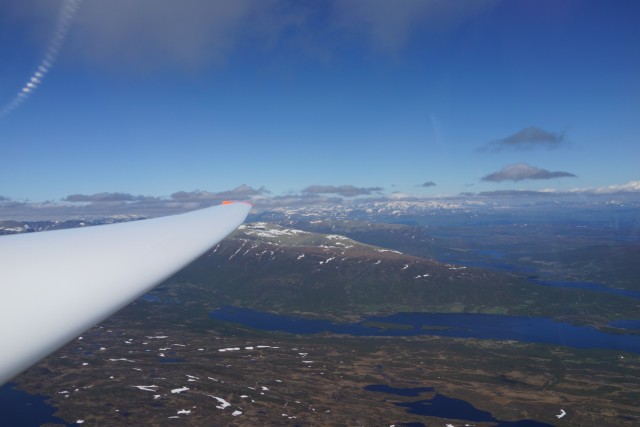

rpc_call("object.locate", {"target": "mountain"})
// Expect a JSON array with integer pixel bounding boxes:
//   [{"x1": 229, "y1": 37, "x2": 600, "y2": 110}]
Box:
[
  {"x1": 0, "y1": 220, "x2": 29, "y2": 234},
  {"x1": 4, "y1": 210, "x2": 638, "y2": 323},
  {"x1": 0, "y1": 215, "x2": 145, "y2": 235},
  {"x1": 166, "y1": 223, "x2": 638, "y2": 323},
  {"x1": 250, "y1": 198, "x2": 640, "y2": 227}
]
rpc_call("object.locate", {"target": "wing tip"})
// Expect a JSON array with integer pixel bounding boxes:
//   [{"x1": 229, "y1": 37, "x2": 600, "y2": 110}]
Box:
[{"x1": 222, "y1": 200, "x2": 253, "y2": 207}]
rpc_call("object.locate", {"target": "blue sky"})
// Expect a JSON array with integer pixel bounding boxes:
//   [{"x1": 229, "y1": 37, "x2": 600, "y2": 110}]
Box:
[{"x1": 0, "y1": 0, "x2": 638, "y2": 212}]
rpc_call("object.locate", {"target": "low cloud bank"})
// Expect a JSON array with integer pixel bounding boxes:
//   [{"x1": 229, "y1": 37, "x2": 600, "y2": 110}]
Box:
[
  {"x1": 482, "y1": 163, "x2": 576, "y2": 182},
  {"x1": 302, "y1": 185, "x2": 383, "y2": 197},
  {"x1": 3, "y1": 180, "x2": 640, "y2": 220}
]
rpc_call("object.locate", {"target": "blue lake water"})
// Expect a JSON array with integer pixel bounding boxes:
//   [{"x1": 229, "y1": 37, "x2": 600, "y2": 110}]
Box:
[
  {"x1": 472, "y1": 249, "x2": 506, "y2": 259},
  {"x1": 365, "y1": 384, "x2": 434, "y2": 396},
  {"x1": 366, "y1": 385, "x2": 554, "y2": 427},
  {"x1": 210, "y1": 306, "x2": 640, "y2": 353},
  {"x1": 140, "y1": 294, "x2": 163, "y2": 303},
  {"x1": 0, "y1": 383, "x2": 69, "y2": 426},
  {"x1": 529, "y1": 279, "x2": 640, "y2": 299},
  {"x1": 609, "y1": 319, "x2": 640, "y2": 330},
  {"x1": 439, "y1": 256, "x2": 640, "y2": 300}
]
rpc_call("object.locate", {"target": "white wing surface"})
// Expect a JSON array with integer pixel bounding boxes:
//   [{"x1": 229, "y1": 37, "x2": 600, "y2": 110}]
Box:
[{"x1": 0, "y1": 202, "x2": 251, "y2": 385}]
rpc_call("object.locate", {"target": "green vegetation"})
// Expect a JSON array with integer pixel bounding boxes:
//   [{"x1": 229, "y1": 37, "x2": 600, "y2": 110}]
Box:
[{"x1": 166, "y1": 225, "x2": 640, "y2": 327}]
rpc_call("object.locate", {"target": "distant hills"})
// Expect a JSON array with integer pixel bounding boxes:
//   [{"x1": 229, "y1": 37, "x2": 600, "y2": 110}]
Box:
[
  {"x1": 0, "y1": 215, "x2": 144, "y2": 235},
  {"x1": 4, "y1": 206, "x2": 639, "y2": 326}
]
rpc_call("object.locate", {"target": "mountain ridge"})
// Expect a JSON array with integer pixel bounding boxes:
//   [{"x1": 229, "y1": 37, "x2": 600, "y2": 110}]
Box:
[{"x1": 163, "y1": 222, "x2": 639, "y2": 325}]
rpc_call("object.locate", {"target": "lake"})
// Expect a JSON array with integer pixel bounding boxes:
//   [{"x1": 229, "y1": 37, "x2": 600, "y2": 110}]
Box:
[
  {"x1": 529, "y1": 278, "x2": 640, "y2": 299},
  {"x1": 209, "y1": 306, "x2": 640, "y2": 353},
  {"x1": 609, "y1": 319, "x2": 640, "y2": 330},
  {"x1": 439, "y1": 255, "x2": 640, "y2": 300},
  {"x1": 0, "y1": 382, "x2": 70, "y2": 427},
  {"x1": 366, "y1": 385, "x2": 554, "y2": 427}
]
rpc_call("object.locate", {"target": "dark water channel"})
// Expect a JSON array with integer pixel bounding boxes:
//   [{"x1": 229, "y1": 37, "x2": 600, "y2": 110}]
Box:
[
  {"x1": 366, "y1": 385, "x2": 554, "y2": 426},
  {"x1": 0, "y1": 383, "x2": 70, "y2": 426},
  {"x1": 210, "y1": 306, "x2": 640, "y2": 353},
  {"x1": 439, "y1": 249, "x2": 640, "y2": 300}
]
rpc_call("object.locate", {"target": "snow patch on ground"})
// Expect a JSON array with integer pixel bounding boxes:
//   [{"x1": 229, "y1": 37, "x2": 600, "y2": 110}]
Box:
[
  {"x1": 207, "y1": 395, "x2": 231, "y2": 409},
  {"x1": 242, "y1": 223, "x2": 310, "y2": 239},
  {"x1": 376, "y1": 248, "x2": 402, "y2": 254},
  {"x1": 132, "y1": 385, "x2": 159, "y2": 392},
  {"x1": 326, "y1": 234, "x2": 349, "y2": 240}
]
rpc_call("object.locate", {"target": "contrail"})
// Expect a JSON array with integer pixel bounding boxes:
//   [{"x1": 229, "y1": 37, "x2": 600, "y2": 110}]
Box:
[{"x1": 0, "y1": 0, "x2": 83, "y2": 119}]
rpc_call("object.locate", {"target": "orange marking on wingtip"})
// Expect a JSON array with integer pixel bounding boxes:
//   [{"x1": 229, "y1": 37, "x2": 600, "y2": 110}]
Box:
[{"x1": 221, "y1": 200, "x2": 253, "y2": 207}]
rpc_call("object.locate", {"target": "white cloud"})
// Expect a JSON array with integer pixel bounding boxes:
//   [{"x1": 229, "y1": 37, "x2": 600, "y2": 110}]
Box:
[
  {"x1": 0, "y1": 0, "x2": 498, "y2": 74},
  {"x1": 331, "y1": 0, "x2": 496, "y2": 53},
  {"x1": 568, "y1": 181, "x2": 640, "y2": 194}
]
